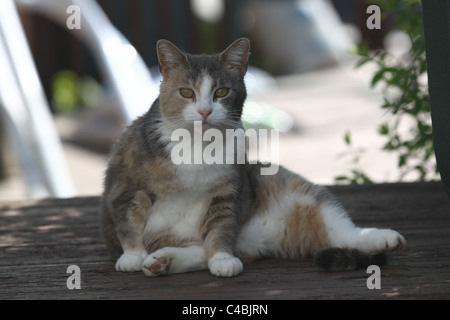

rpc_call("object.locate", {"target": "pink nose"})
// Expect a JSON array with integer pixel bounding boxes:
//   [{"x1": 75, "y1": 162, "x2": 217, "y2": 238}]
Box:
[{"x1": 198, "y1": 109, "x2": 212, "y2": 120}]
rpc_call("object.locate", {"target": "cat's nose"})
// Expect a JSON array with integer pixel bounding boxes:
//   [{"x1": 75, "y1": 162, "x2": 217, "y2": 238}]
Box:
[{"x1": 198, "y1": 109, "x2": 212, "y2": 120}]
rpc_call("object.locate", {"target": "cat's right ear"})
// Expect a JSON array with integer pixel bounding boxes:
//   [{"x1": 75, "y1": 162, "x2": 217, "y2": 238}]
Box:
[{"x1": 156, "y1": 40, "x2": 188, "y2": 77}]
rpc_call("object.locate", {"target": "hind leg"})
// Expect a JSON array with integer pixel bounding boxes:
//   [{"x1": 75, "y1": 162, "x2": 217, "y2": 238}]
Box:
[
  {"x1": 320, "y1": 204, "x2": 406, "y2": 254},
  {"x1": 142, "y1": 246, "x2": 243, "y2": 277},
  {"x1": 142, "y1": 246, "x2": 208, "y2": 276},
  {"x1": 351, "y1": 227, "x2": 405, "y2": 254}
]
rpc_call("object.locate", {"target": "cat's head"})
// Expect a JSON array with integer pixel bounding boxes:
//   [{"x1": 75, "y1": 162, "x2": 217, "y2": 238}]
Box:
[{"x1": 156, "y1": 38, "x2": 250, "y2": 131}]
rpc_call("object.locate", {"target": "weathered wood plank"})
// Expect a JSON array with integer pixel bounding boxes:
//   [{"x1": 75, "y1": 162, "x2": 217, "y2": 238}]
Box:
[{"x1": 1, "y1": 182, "x2": 449, "y2": 300}]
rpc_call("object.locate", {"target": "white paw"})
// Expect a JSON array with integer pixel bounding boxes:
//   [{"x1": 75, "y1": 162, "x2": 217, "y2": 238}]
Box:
[
  {"x1": 115, "y1": 250, "x2": 147, "y2": 272},
  {"x1": 142, "y1": 249, "x2": 171, "y2": 277},
  {"x1": 208, "y1": 252, "x2": 243, "y2": 277},
  {"x1": 357, "y1": 228, "x2": 406, "y2": 254}
]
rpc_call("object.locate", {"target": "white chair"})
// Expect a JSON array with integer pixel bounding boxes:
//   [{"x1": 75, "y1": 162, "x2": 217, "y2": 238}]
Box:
[
  {"x1": 0, "y1": 0, "x2": 160, "y2": 198},
  {"x1": 0, "y1": 0, "x2": 285, "y2": 198}
]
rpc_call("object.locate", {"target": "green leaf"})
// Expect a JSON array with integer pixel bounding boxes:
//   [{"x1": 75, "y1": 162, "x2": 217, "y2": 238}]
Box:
[
  {"x1": 378, "y1": 123, "x2": 389, "y2": 135},
  {"x1": 398, "y1": 155, "x2": 407, "y2": 168},
  {"x1": 361, "y1": 175, "x2": 374, "y2": 184},
  {"x1": 355, "y1": 56, "x2": 371, "y2": 68},
  {"x1": 343, "y1": 0, "x2": 436, "y2": 182},
  {"x1": 344, "y1": 132, "x2": 351, "y2": 145},
  {"x1": 371, "y1": 70, "x2": 385, "y2": 87}
]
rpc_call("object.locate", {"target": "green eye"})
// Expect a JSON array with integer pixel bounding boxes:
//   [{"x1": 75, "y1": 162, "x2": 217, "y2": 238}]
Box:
[
  {"x1": 180, "y1": 88, "x2": 195, "y2": 99},
  {"x1": 215, "y1": 88, "x2": 229, "y2": 98}
]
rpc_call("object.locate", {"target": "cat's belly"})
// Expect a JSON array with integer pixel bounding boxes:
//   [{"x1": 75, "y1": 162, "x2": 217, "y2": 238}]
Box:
[{"x1": 144, "y1": 191, "x2": 211, "y2": 239}]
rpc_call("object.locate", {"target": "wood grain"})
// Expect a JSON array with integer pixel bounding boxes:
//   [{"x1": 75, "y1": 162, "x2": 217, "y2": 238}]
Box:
[{"x1": 1, "y1": 182, "x2": 449, "y2": 299}]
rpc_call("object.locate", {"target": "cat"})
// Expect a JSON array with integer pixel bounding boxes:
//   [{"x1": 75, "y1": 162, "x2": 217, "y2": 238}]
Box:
[{"x1": 100, "y1": 38, "x2": 405, "y2": 277}]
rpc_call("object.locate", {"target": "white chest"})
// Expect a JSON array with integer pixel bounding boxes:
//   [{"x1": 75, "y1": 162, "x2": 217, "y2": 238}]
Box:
[
  {"x1": 144, "y1": 161, "x2": 234, "y2": 239},
  {"x1": 145, "y1": 190, "x2": 211, "y2": 239},
  {"x1": 176, "y1": 161, "x2": 233, "y2": 191},
  {"x1": 147, "y1": 121, "x2": 236, "y2": 238}
]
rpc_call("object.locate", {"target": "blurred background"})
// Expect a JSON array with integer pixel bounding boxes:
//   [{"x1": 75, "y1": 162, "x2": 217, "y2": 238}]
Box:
[{"x1": 0, "y1": 0, "x2": 435, "y2": 200}]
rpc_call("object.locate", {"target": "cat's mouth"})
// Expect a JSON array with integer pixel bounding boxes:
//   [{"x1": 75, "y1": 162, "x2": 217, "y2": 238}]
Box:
[
  {"x1": 200, "y1": 121, "x2": 213, "y2": 131},
  {"x1": 187, "y1": 119, "x2": 217, "y2": 132},
  {"x1": 179, "y1": 118, "x2": 229, "y2": 132}
]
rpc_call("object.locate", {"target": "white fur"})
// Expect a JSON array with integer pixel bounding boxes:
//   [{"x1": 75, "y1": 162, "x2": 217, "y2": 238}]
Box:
[
  {"x1": 144, "y1": 190, "x2": 210, "y2": 239},
  {"x1": 198, "y1": 75, "x2": 214, "y2": 114},
  {"x1": 144, "y1": 159, "x2": 234, "y2": 239},
  {"x1": 175, "y1": 160, "x2": 234, "y2": 190},
  {"x1": 319, "y1": 204, "x2": 357, "y2": 247},
  {"x1": 319, "y1": 204, "x2": 406, "y2": 253},
  {"x1": 141, "y1": 247, "x2": 243, "y2": 277},
  {"x1": 208, "y1": 251, "x2": 243, "y2": 277},
  {"x1": 235, "y1": 191, "x2": 318, "y2": 257},
  {"x1": 142, "y1": 246, "x2": 207, "y2": 276},
  {"x1": 115, "y1": 249, "x2": 148, "y2": 272},
  {"x1": 235, "y1": 213, "x2": 282, "y2": 257},
  {"x1": 352, "y1": 228, "x2": 406, "y2": 254},
  {"x1": 235, "y1": 189, "x2": 406, "y2": 258}
]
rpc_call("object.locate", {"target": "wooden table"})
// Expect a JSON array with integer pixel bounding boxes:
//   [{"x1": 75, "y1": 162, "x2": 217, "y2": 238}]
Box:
[{"x1": 1, "y1": 182, "x2": 449, "y2": 300}]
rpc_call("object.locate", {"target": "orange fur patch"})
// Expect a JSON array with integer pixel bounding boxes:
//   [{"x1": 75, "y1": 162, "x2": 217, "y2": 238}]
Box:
[{"x1": 280, "y1": 204, "x2": 330, "y2": 258}]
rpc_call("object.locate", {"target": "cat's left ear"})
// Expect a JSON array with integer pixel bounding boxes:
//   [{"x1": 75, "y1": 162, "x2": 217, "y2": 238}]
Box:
[
  {"x1": 157, "y1": 39, "x2": 188, "y2": 77},
  {"x1": 219, "y1": 38, "x2": 250, "y2": 78}
]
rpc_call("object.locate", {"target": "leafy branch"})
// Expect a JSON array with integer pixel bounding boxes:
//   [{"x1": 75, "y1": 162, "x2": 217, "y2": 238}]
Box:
[{"x1": 335, "y1": 0, "x2": 437, "y2": 184}]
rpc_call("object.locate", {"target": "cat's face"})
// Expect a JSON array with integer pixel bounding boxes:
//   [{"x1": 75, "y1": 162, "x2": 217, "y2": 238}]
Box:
[{"x1": 156, "y1": 38, "x2": 250, "y2": 131}]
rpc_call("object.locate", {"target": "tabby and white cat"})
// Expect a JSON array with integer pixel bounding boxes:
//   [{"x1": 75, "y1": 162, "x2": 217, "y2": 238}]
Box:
[{"x1": 100, "y1": 38, "x2": 405, "y2": 277}]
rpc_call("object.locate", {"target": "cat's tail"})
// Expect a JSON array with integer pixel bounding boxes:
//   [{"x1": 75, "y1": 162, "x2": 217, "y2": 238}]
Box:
[{"x1": 314, "y1": 248, "x2": 387, "y2": 272}]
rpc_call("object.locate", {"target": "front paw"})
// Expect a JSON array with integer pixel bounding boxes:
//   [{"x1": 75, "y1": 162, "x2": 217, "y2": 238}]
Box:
[
  {"x1": 115, "y1": 250, "x2": 147, "y2": 272},
  {"x1": 208, "y1": 252, "x2": 243, "y2": 277}
]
